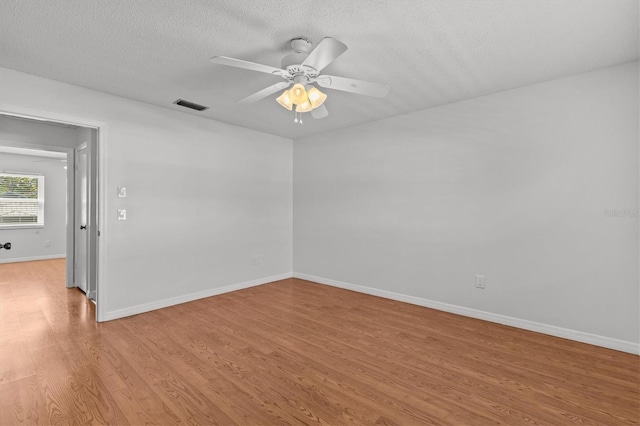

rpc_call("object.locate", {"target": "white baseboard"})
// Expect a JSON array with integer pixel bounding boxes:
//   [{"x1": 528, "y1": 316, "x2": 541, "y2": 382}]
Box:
[
  {"x1": 293, "y1": 272, "x2": 639, "y2": 355},
  {"x1": 102, "y1": 272, "x2": 293, "y2": 322},
  {"x1": 0, "y1": 254, "x2": 66, "y2": 264}
]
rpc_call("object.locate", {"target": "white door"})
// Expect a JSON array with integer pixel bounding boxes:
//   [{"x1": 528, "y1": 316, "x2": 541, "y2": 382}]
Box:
[{"x1": 74, "y1": 143, "x2": 88, "y2": 293}]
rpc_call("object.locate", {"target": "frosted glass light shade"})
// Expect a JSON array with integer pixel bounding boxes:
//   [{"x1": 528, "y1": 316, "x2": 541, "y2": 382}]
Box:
[
  {"x1": 295, "y1": 100, "x2": 313, "y2": 113},
  {"x1": 276, "y1": 90, "x2": 293, "y2": 110},
  {"x1": 306, "y1": 86, "x2": 327, "y2": 108},
  {"x1": 289, "y1": 83, "x2": 308, "y2": 105}
]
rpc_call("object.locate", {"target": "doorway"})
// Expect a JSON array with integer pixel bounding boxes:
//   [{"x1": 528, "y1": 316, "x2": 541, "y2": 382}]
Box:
[{"x1": 0, "y1": 112, "x2": 101, "y2": 318}]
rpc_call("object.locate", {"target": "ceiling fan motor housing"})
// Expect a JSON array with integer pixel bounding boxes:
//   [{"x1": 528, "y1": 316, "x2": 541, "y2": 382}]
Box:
[{"x1": 281, "y1": 38, "x2": 319, "y2": 80}]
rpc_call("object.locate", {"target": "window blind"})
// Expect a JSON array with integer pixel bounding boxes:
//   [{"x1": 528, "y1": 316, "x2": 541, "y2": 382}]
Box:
[{"x1": 0, "y1": 172, "x2": 45, "y2": 227}]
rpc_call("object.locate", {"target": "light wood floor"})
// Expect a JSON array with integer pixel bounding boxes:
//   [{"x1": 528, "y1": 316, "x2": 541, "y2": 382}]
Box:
[{"x1": 1, "y1": 259, "x2": 638, "y2": 425}]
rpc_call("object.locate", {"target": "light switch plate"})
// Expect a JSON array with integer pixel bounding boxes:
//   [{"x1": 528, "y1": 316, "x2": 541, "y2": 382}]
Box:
[
  {"x1": 117, "y1": 186, "x2": 127, "y2": 198},
  {"x1": 117, "y1": 209, "x2": 127, "y2": 221}
]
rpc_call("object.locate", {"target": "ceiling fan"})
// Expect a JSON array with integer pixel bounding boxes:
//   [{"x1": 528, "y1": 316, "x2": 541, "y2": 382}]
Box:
[{"x1": 210, "y1": 37, "x2": 389, "y2": 123}]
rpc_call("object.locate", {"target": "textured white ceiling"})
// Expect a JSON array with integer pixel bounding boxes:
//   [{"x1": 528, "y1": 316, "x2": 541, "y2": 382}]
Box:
[{"x1": 0, "y1": 0, "x2": 637, "y2": 139}]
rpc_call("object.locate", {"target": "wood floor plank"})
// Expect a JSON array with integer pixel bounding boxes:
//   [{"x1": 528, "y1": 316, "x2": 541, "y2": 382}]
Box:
[
  {"x1": 209, "y1": 296, "x2": 551, "y2": 424},
  {"x1": 29, "y1": 343, "x2": 84, "y2": 425},
  {"x1": 152, "y1": 306, "x2": 380, "y2": 425},
  {"x1": 0, "y1": 260, "x2": 638, "y2": 425},
  {"x1": 325, "y1": 304, "x2": 637, "y2": 419},
  {"x1": 104, "y1": 319, "x2": 238, "y2": 425},
  {"x1": 60, "y1": 333, "x2": 167, "y2": 424},
  {"x1": 0, "y1": 375, "x2": 48, "y2": 425},
  {"x1": 145, "y1": 309, "x2": 339, "y2": 425},
  {"x1": 0, "y1": 334, "x2": 35, "y2": 385}
]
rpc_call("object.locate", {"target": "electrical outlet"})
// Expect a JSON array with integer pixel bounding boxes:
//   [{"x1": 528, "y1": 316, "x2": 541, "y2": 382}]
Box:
[
  {"x1": 44, "y1": 240, "x2": 51, "y2": 247},
  {"x1": 252, "y1": 254, "x2": 263, "y2": 265},
  {"x1": 117, "y1": 209, "x2": 127, "y2": 221},
  {"x1": 117, "y1": 186, "x2": 127, "y2": 198},
  {"x1": 475, "y1": 275, "x2": 485, "y2": 289}
]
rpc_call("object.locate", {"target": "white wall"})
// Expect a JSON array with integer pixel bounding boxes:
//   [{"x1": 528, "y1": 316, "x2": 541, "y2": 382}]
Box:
[
  {"x1": 0, "y1": 67, "x2": 293, "y2": 320},
  {"x1": 0, "y1": 114, "x2": 80, "y2": 148},
  {"x1": 294, "y1": 62, "x2": 639, "y2": 351},
  {"x1": 0, "y1": 152, "x2": 67, "y2": 262}
]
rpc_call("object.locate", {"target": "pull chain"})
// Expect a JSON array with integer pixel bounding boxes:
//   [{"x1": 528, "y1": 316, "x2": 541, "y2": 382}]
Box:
[{"x1": 292, "y1": 111, "x2": 304, "y2": 125}]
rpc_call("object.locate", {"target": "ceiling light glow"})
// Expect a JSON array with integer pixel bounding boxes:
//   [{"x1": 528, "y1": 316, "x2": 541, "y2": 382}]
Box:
[
  {"x1": 289, "y1": 83, "x2": 308, "y2": 105},
  {"x1": 276, "y1": 90, "x2": 293, "y2": 110},
  {"x1": 306, "y1": 86, "x2": 327, "y2": 108},
  {"x1": 295, "y1": 100, "x2": 313, "y2": 113},
  {"x1": 276, "y1": 84, "x2": 327, "y2": 123}
]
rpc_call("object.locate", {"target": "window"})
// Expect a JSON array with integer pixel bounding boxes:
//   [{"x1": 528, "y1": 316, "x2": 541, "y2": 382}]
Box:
[{"x1": 0, "y1": 172, "x2": 45, "y2": 228}]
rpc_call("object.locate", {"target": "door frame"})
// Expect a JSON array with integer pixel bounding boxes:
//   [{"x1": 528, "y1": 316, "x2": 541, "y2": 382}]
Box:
[{"x1": 0, "y1": 103, "x2": 107, "y2": 322}]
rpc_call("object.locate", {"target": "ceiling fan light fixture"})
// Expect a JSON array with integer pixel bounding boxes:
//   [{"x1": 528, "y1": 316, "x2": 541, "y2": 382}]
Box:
[
  {"x1": 289, "y1": 83, "x2": 308, "y2": 105},
  {"x1": 276, "y1": 90, "x2": 293, "y2": 110},
  {"x1": 212, "y1": 37, "x2": 389, "y2": 124},
  {"x1": 306, "y1": 86, "x2": 327, "y2": 109},
  {"x1": 295, "y1": 99, "x2": 313, "y2": 113}
]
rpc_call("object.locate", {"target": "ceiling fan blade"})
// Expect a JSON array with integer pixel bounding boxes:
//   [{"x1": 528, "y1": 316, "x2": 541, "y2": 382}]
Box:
[
  {"x1": 311, "y1": 104, "x2": 329, "y2": 119},
  {"x1": 210, "y1": 56, "x2": 285, "y2": 76},
  {"x1": 301, "y1": 38, "x2": 348, "y2": 72},
  {"x1": 238, "y1": 82, "x2": 291, "y2": 104},
  {"x1": 316, "y1": 75, "x2": 389, "y2": 98}
]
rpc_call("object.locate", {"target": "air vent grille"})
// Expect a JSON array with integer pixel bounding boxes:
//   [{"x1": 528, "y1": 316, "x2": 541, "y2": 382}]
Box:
[{"x1": 173, "y1": 99, "x2": 209, "y2": 111}]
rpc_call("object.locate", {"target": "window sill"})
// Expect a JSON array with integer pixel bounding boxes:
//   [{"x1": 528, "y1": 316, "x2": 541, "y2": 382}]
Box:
[{"x1": 0, "y1": 224, "x2": 45, "y2": 230}]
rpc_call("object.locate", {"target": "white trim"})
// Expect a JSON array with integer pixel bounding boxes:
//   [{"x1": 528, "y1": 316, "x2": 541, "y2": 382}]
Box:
[
  {"x1": 0, "y1": 224, "x2": 45, "y2": 230},
  {"x1": 0, "y1": 254, "x2": 65, "y2": 264},
  {"x1": 0, "y1": 103, "x2": 105, "y2": 129},
  {"x1": 102, "y1": 272, "x2": 294, "y2": 322},
  {"x1": 66, "y1": 149, "x2": 75, "y2": 288},
  {"x1": 0, "y1": 146, "x2": 67, "y2": 158},
  {"x1": 96, "y1": 125, "x2": 107, "y2": 322},
  {"x1": 293, "y1": 272, "x2": 640, "y2": 355}
]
